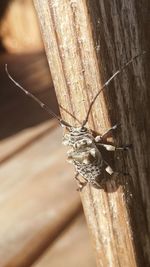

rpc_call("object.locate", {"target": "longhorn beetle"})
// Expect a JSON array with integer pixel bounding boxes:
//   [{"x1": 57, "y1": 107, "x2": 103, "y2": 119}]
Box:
[{"x1": 5, "y1": 52, "x2": 146, "y2": 190}]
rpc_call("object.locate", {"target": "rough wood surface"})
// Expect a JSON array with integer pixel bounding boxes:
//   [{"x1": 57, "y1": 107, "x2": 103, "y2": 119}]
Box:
[{"x1": 34, "y1": 1, "x2": 150, "y2": 267}]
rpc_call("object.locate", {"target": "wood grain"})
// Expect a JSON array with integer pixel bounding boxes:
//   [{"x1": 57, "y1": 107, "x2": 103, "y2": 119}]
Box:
[
  {"x1": 0, "y1": 120, "x2": 57, "y2": 164},
  {"x1": 34, "y1": 1, "x2": 150, "y2": 267},
  {"x1": 0, "y1": 50, "x2": 96, "y2": 267},
  {"x1": 0, "y1": 124, "x2": 81, "y2": 267},
  {"x1": 32, "y1": 215, "x2": 96, "y2": 267}
]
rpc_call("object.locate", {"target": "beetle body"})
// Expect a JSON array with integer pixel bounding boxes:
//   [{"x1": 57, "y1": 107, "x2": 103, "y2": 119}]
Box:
[
  {"x1": 5, "y1": 52, "x2": 145, "y2": 190},
  {"x1": 62, "y1": 126, "x2": 113, "y2": 189}
]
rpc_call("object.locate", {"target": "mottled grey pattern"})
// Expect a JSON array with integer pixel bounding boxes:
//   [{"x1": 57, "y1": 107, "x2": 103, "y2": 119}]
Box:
[{"x1": 62, "y1": 126, "x2": 113, "y2": 189}]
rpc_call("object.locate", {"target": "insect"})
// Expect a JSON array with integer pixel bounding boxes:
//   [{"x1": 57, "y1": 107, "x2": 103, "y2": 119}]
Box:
[{"x1": 5, "y1": 52, "x2": 146, "y2": 190}]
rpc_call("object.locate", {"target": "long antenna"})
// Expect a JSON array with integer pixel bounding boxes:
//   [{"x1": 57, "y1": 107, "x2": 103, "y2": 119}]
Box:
[
  {"x1": 81, "y1": 51, "x2": 146, "y2": 128},
  {"x1": 5, "y1": 64, "x2": 71, "y2": 128}
]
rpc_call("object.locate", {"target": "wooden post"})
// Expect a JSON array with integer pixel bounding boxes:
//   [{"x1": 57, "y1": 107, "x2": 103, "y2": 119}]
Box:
[{"x1": 33, "y1": 1, "x2": 150, "y2": 266}]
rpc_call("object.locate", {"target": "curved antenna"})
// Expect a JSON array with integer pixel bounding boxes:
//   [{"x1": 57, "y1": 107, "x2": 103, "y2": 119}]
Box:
[
  {"x1": 81, "y1": 51, "x2": 147, "y2": 128},
  {"x1": 5, "y1": 64, "x2": 71, "y2": 128}
]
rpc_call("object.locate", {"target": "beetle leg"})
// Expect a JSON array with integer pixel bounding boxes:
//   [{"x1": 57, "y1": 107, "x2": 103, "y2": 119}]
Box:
[
  {"x1": 74, "y1": 173, "x2": 87, "y2": 191},
  {"x1": 97, "y1": 143, "x2": 132, "y2": 151},
  {"x1": 95, "y1": 124, "x2": 119, "y2": 142}
]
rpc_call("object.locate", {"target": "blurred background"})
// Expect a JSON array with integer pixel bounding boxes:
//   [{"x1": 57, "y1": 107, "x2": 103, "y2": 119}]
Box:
[{"x1": 0, "y1": 0, "x2": 96, "y2": 266}]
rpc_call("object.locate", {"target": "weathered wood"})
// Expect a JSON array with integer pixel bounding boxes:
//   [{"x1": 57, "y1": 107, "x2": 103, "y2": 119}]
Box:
[
  {"x1": 32, "y1": 215, "x2": 96, "y2": 267},
  {"x1": 33, "y1": 1, "x2": 150, "y2": 267},
  {"x1": 0, "y1": 123, "x2": 81, "y2": 267}
]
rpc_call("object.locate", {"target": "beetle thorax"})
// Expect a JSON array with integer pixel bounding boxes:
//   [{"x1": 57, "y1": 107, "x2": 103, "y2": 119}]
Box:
[
  {"x1": 62, "y1": 126, "x2": 94, "y2": 148},
  {"x1": 62, "y1": 126, "x2": 103, "y2": 183}
]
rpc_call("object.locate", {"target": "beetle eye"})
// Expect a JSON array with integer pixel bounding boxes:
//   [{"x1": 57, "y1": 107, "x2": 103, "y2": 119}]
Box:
[{"x1": 81, "y1": 127, "x2": 87, "y2": 132}]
